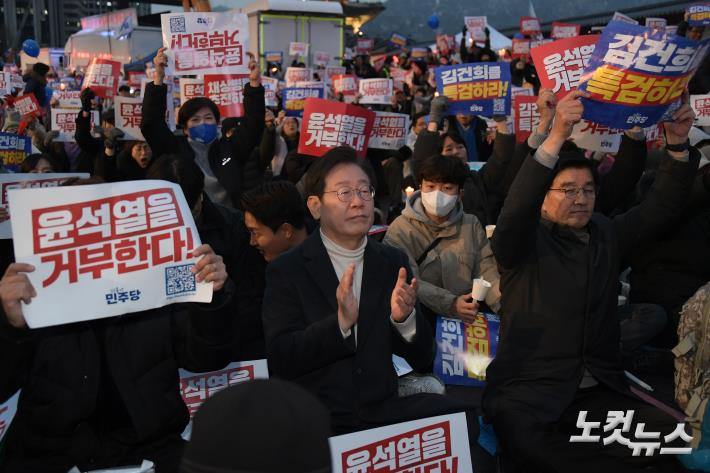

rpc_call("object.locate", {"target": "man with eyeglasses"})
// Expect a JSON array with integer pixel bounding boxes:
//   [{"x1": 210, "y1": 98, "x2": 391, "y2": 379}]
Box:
[
  {"x1": 261, "y1": 146, "x2": 475, "y2": 436},
  {"x1": 482, "y1": 90, "x2": 700, "y2": 472}
]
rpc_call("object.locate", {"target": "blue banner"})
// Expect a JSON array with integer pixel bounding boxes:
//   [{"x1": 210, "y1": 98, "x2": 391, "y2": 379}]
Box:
[
  {"x1": 578, "y1": 20, "x2": 710, "y2": 129},
  {"x1": 433, "y1": 313, "x2": 500, "y2": 387},
  {"x1": 283, "y1": 87, "x2": 324, "y2": 117},
  {"x1": 688, "y1": 3, "x2": 710, "y2": 27},
  {"x1": 435, "y1": 62, "x2": 512, "y2": 116},
  {"x1": 389, "y1": 33, "x2": 408, "y2": 48},
  {"x1": 0, "y1": 132, "x2": 32, "y2": 172},
  {"x1": 265, "y1": 51, "x2": 284, "y2": 64}
]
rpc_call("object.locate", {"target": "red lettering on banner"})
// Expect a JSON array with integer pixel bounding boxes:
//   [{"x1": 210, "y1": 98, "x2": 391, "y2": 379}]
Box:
[
  {"x1": 180, "y1": 365, "x2": 255, "y2": 417},
  {"x1": 171, "y1": 30, "x2": 244, "y2": 72}
]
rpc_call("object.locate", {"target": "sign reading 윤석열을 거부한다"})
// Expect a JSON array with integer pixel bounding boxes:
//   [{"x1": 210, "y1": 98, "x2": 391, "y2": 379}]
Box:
[{"x1": 8, "y1": 180, "x2": 214, "y2": 329}]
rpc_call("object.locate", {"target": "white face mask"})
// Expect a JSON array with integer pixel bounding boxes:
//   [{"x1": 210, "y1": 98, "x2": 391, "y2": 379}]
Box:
[{"x1": 420, "y1": 190, "x2": 458, "y2": 217}]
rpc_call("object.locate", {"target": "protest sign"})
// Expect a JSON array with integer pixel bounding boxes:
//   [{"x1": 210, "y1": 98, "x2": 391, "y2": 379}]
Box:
[
  {"x1": 325, "y1": 66, "x2": 346, "y2": 83},
  {"x1": 285, "y1": 67, "x2": 312, "y2": 86},
  {"x1": 0, "y1": 174, "x2": 90, "y2": 239},
  {"x1": 179, "y1": 359, "x2": 269, "y2": 418},
  {"x1": 392, "y1": 354, "x2": 413, "y2": 377},
  {"x1": 511, "y1": 86, "x2": 534, "y2": 100},
  {"x1": 520, "y1": 16, "x2": 541, "y2": 36},
  {"x1": 436, "y1": 34, "x2": 455, "y2": 57},
  {"x1": 356, "y1": 38, "x2": 375, "y2": 56},
  {"x1": 513, "y1": 95, "x2": 540, "y2": 144},
  {"x1": 51, "y1": 108, "x2": 100, "y2": 142},
  {"x1": 329, "y1": 413, "x2": 473, "y2": 473},
  {"x1": 53, "y1": 90, "x2": 82, "y2": 108},
  {"x1": 127, "y1": 71, "x2": 146, "y2": 88},
  {"x1": 161, "y1": 11, "x2": 249, "y2": 76},
  {"x1": 369, "y1": 111, "x2": 410, "y2": 150},
  {"x1": 465, "y1": 16, "x2": 487, "y2": 43},
  {"x1": 359, "y1": 78, "x2": 393, "y2": 105},
  {"x1": 264, "y1": 51, "x2": 283, "y2": 64},
  {"x1": 0, "y1": 390, "x2": 20, "y2": 443},
  {"x1": 578, "y1": 20, "x2": 710, "y2": 129},
  {"x1": 179, "y1": 78, "x2": 204, "y2": 105},
  {"x1": 313, "y1": 51, "x2": 332, "y2": 67},
  {"x1": 283, "y1": 87, "x2": 324, "y2": 117},
  {"x1": 691, "y1": 94, "x2": 710, "y2": 126},
  {"x1": 551, "y1": 22, "x2": 581, "y2": 39},
  {"x1": 261, "y1": 76, "x2": 279, "y2": 108},
  {"x1": 289, "y1": 42, "x2": 309, "y2": 57},
  {"x1": 298, "y1": 98, "x2": 375, "y2": 159},
  {"x1": 644, "y1": 123, "x2": 665, "y2": 149},
  {"x1": 612, "y1": 11, "x2": 639, "y2": 25},
  {"x1": 434, "y1": 314, "x2": 500, "y2": 387},
  {"x1": 511, "y1": 39, "x2": 531, "y2": 60},
  {"x1": 570, "y1": 120, "x2": 623, "y2": 153},
  {"x1": 531, "y1": 35, "x2": 598, "y2": 99},
  {"x1": 688, "y1": 3, "x2": 710, "y2": 27},
  {"x1": 645, "y1": 17, "x2": 667, "y2": 30},
  {"x1": 82, "y1": 58, "x2": 121, "y2": 99},
  {"x1": 114, "y1": 96, "x2": 147, "y2": 140},
  {"x1": 13, "y1": 94, "x2": 41, "y2": 119},
  {"x1": 435, "y1": 62, "x2": 512, "y2": 116},
  {"x1": 411, "y1": 48, "x2": 428, "y2": 59},
  {"x1": 0, "y1": 132, "x2": 32, "y2": 172},
  {"x1": 8, "y1": 180, "x2": 214, "y2": 329},
  {"x1": 0, "y1": 72, "x2": 23, "y2": 96},
  {"x1": 204, "y1": 74, "x2": 249, "y2": 118},
  {"x1": 390, "y1": 68, "x2": 408, "y2": 91},
  {"x1": 390, "y1": 32, "x2": 408, "y2": 48},
  {"x1": 331, "y1": 74, "x2": 359, "y2": 102}
]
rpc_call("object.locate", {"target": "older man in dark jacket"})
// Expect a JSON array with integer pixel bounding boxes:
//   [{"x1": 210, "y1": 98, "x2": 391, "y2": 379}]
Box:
[{"x1": 483, "y1": 90, "x2": 699, "y2": 473}]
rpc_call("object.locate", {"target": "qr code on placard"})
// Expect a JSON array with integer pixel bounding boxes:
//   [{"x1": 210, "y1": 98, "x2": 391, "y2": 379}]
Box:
[
  {"x1": 493, "y1": 98, "x2": 505, "y2": 113},
  {"x1": 170, "y1": 16, "x2": 186, "y2": 33},
  {"x1": 165, "y1": 264, "x2": 196, "y2": 296}
]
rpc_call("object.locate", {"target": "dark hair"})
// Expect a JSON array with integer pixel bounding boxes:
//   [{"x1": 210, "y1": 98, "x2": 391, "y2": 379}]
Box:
[
  {"x1": 552, "y1": 142, "x2": 599, "y2": 186},
  {"x1": 304, "y1": 146, "x2": 376, "y2": 198},
  {"x1": 418, "y1": 154, "x2": 469, "y2": 188},
  {"x1": 241, "y1": 181, "x2": 306, "y2": 232},
  {"x1": 145, "y1": 154, "x2": 204, "y2": 208},
  {"x1": 178, "y1": 97, "x2": 220, "y2": 128},
  {"x1": 20, "y1": 153, "x2": 59, "y2": 173},
  {"x1": 411, "y1": 111, "x2": 428, "y2": 128},
  {"x1": 118, "y1": 84, "x2": 131, "y2": 93},
  {"x1": 101, "y1": 109, "x2": 115, "y2": 126},
  {"x1": 440, "y1": 130, "x2": 465, "y2": 150}
]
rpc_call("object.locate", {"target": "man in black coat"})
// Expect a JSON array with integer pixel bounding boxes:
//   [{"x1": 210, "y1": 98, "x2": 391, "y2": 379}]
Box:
[
  {"x1": 483, "y1": 90, "x2": 699, "y2": 472},
  {"x1": 0, "y1": 245, "x2": 233, "y2": 472},
  {"x1": 141, "y1": 47, "x2": 265, "y2": 210}
]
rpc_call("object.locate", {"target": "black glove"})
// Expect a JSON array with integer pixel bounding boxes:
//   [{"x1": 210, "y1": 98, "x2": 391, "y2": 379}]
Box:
[
  {"x1": 104, "y1": 128, "x2": 125, "y2": 149},
  {"x1": 80, "y1": 88, "x2": 95, "y2": 113}
]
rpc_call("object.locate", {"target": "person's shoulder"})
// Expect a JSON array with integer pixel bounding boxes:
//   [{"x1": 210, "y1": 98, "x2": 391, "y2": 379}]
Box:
[{"x1": 370, "y1": 237, "x2": 408, "y2": 264}]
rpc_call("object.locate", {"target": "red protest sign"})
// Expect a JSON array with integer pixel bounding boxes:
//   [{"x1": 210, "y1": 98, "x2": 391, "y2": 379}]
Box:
[
  {"x1": 82, "y1": 58, "x2": 121, "y2": 99},
  {"x1": 512, "y1": 39, "x2": 531, "y2": 60},
  {"x1": 13, "y1": 94, "x2": 41, "y2": 118},
  {"x1": 356, "y1": 38, "x2": 375, "y2": 56},
  {"x1": 520, "y1": 16, "x2": 541, "y2": 36},
  {"x1": 204, "y1": 74, "x2": 249, "y2": 118},
  {"x1": 513, "y1": 95, "x2": 540, "y2": 144},
  {"x1": 127, "y1": 71, "x2": 146, "y2": 87},
  {"x1": 531, "y1": 35, "x2": 598, "y2": 99},
  {"x1": 298, "y1": 98, "x2": 375, "y2": 159},
  {"x1": 551, "y1": 22, "x2": 581, "y2": 39},
  {"x1": 332, "y1": 74, "x2": 359, "y2": 101}
]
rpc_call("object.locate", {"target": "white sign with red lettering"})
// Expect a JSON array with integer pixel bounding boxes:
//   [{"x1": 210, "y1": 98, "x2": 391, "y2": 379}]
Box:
[
  {"x1": 612, "y1": 11, "x2": 639, "y2": 25},
  {"x1": 570, "y1": 119, "x2": 623, "y2": 153},
  {"x1": 115, "y1": 96, "x2": 146, "y2": 140},
  {"x1": 53, "y1": 91, "x2": 82, "y2": 109},
  {"x1": 645, "y1": 17, "x2": 667, "y2": 30},
  {"x1": 0, "y1": 73, "x2": 23, "y2": 95},
  {"x1": 691, "y1": 94, "x2": 710, "y2": 126},
  {"x1": 329, "y1": 413, "x2": 473, "y2": 473},
  {"x1": 359, "y1": 78, "x2": 393, "y2": 105},
  {"x1": 289, "y1": 42, "x2": 310, "y2": 57},
  {"x1": 262, "y1": 76, "x2": 279, "y2": 108},
  {"x1": 0, "y1": 390, "x2": 20, "y2": 443},
  {"x1": 179, "y1": 359, "x2": 269, "y2": 419},
  {"x1": 51, "y1": 108, "x2": 100, "y2": 142},
  {"x1": 313, "y1": 51, "x2": 332, "y2": 67},
  {"x1": 161, "y1": 11, "x2": 249, "y2": 76},
  {"x1": 8, "y1": 180, "x2": 213, "y2": 328},
  {"x1": 325, "y1": 66, "x2": 346, "y2": 85},
  {"x1": 179, "y1": 78, "x2": 205, "y2": 105},
  {"x1": 285, "y1": 67, "x2": 313, "y2": 87},
  {"x1": 369, "y1": 111, "x2": 410, "y2": 150},
  {"x1": 0, "y1": 174, "x2": 90, "y2": 239},
  {"x1": 465, "y1": 16, "x2": 487, "y2": 43}
]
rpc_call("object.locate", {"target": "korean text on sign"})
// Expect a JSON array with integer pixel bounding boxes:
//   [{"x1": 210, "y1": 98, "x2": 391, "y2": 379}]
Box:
[
  {"x1": 570, "y1": 120, "x2": 623, "y2": 153},
  {"x1": 329, "y1": 413, "x2": 473, "y2": 473},
  {"x1": 531, "y1": 35, "x2": 598, "y2": 99},
  {"x1": 179, "y1": 359, "x2": 269, "y2": 418},
  {"x1": 687, "y1": 3, "x2": 710, "y2": 27},
  {"x1": 161, "y1": 11, "x2": 249, "y2": 76},
  {"x1": 8, "y1": 181, "x2": 213, "y2": 328},
  {"x1": 465, "y1": 17, "x2": 487, "y2": 43},
  {"x1": 114, "y1": 96, "x2": 146, "y2": 141},
  {"x1": 578, "y1": 20, "x2": 710, "y2": 129},
  {"x1": 0, "y1": 132, "x2": 32, "y2": 172},
  {"x1": 552, "y1": 22, "x2": 581, "y2": 39},
  {"x1": 359, "y1": 79, "x2": 393, "y2": 105},
  {"x1": 283, "y1": 87, "x2": 324, "y2": 117},
  {"x1": 286, "y1": 67, "x2": 313, "y2": 87},
  {"x1": 82, "y1": 58, "x2": 121, "y2": 99},
  {"x1": 435, "y1": 62, "x2": 511, "y2": 116},
  {"x1": 51, "y1": 109, "x2": 100, "y2": 142},
  {"x1": 179, "y1": 78, "x2": 205, "y2": 105},
  {"x1": 13, "y1": 94, "x2": 41, "y2": 118},
  {"x1": 369, "y1": 112, "x2": 410, "y2": 150},
  {"x1": 691, "y1": 94, "x2": 710, "y2": 126},
  {"x1": 513, "y1": 95, "x2": 540, "y2": 144},
  {"x1": 204, "y1": 74, "x2": 249, "y2": 118},
  {"x1": 520, "y1": 16, "x2": 541, "y2": 36}
]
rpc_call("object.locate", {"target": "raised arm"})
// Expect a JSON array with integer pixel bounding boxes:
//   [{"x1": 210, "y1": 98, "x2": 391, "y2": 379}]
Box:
[{"x1": 140, "y1": 47, "x2": 179, "y2": 161}]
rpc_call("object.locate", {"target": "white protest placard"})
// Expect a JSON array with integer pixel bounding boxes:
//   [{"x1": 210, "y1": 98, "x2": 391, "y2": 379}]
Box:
[
  {"x1": 115, "y1": 96, "x2": 146, "y2": 141},
  {"x1": 289, "y1": 41, "x2": 310, "y2": 57},
  {"x1": 645, "y1": 17, "x2": 667, "y2": 30},
  {"x1": 8, "y1": 180, "x2": 213, "y2": 328},
  {"x1": 179, "y1": 78, "x2": 204, "y2": 105},
  {"x1": 0, "y1": 174, "x2": 90, "y2": 238},
  {"x1": 465, "y1": 16, "x2": 487, "y2": 43},
  {"x1": 313, "y1": 51, "x2": 332, "y2": 67},
  {"x1": 262, "y1": 76, "x2": 279, "y2": 108},
  {"x1": 612, "y1": 11, "x2": 639, "y2": 25},
  {"x1": 179, "y1": 359, "x2": 269, "y2": 419},
  {"x1": 0, "y1": 72, "x2": 23, "y2": 95},
  {"x1": 0, "y1": 390, "x2": 20, "y2": 443},
  {"x1": 51, "y1": 109, "x2": 100, "y2": 142},
  {"x1": 53, "y1": 91, "x2": 82, "y2": 108},
  {"x1": 161, "y1": 11, "x2": 249, "y2": 76},
  {"x1": 285, "y1": 67, "x2": 313, "y2": 87},
  {"x1": 329, "y1": 413, "x2": 473, "y2": 473},
  {"x1": 691, "y1": 94, "x2": 710, "y2": 126},
  {"x1": 570, "y1": 119, "x2": 623, "y2": 153},
  {"x1": 325, "y1": 66, "x2": 346, "y2": 85},
  {"x1": 359, "y1": 78, "x2": 393, "y2": 105},
  {"x1": 369, "y1": 111, "x2": 410, "y2": 150}
]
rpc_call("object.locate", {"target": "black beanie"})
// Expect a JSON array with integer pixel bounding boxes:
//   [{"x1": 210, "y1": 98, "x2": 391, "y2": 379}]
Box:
[
  {"x1": 181, "y1": 379, "x2": 332, "y2": 473},
  {"x1": 32, "y1": 62, "x2": 50, "y2": 76}
]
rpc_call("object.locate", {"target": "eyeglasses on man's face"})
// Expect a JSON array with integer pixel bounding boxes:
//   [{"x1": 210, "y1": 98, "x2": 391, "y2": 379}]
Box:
[
  {"x1": 323, "y1": 185, "x2": 376, "y2": 203},
  {"x1": 548, "y1": 186, "x2": 596, "y2": 200}
]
